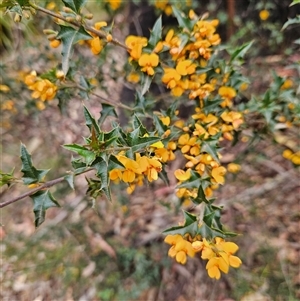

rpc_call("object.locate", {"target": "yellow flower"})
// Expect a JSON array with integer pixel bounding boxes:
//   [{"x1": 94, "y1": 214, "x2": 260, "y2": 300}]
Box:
[
  {"x1": 138, "y1": 53, "x2": 159, "y2": 76},
  {"x1": 106, "y1": 0, "x2": 121, "y2": 10},
  {"x1": 211, "y1": 166, "x2": 227, "y2": 184},
  {"x1": 138, "y1": 156, "x2": 162, "y2": 182},
  {"x1": 178, "y1": 133, "x2": 201, "y2": 155},
  {"x1": 176, "y1": 60, "x2": 196, "y2": 76},
  {"x1": 50, "y1": 39, "x2": 61, "y2": 48},
  {"x1": 110, "y1": 155, "x2": 142, "y2": 184},
  {"x1": 259, "y1": 10, "x2": 270, "y2": 21},
  {"x1": 174, "y1": 169, "x2": 191, "y2": 182},
  {"x1": 126, "y1": 71, "x2": 140, "y2": 83},
  {"x1": 162, "y1": 68, "x2": 181, "y2": 89},
  {"x1": 1, "y1": 100, "x2": 15, "y2": 111},
  {"x1": 281, "y1": 79, "x2": 293, "y2": 90},
  {"x1": 218, "y1": 86, "x2": 236, "y2": 99},
  {"x1": 125, "y1": 35, "x2": 148, "y2": 61},
  {"x1": 24, "y1": 71, "x2": 57, "y2": 102},
  {"x1": 0, "y1": 84, "x2": 10, "y2": 92},
  {"x1": 165, "y1": 235, "x2": 195, "y2": 264},
  {"x1": 90, "y1": 37, "x2": 103, "y2": 55},
  {"x1": 227, "y1": 163, "x2": 241, "y2": 173}
]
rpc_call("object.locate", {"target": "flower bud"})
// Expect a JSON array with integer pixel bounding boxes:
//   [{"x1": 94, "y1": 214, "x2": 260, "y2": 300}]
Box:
[
  {"x1": 75, "y1": 15, "x2": 82, "y2": 22},
  {"x1": 63, "y1": 7, "x2": 74, "y2": 13},
  {"x1": 84, "y1": 13, "x2": 93, "y2": 20},
  {"x1": 14, "y1": 14, "x2": 21, "y2": 23},
  {"x1": 106, "y1": 34, "x2": 112, "y2": 42}
]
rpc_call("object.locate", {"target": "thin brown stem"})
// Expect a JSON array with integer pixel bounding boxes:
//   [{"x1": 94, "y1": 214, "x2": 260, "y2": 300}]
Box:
[
  {"x1": 0, "y1": 168, "x2": 93, "y2": 208},
  {"x1": 29, "y1": 2, "x2": 129, "y2": 51}
]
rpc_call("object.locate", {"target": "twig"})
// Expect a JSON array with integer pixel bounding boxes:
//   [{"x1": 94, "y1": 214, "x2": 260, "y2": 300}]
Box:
[
  {"x1": 0, "y1": 168, "x2": 93, "y2": 208},
  {"x1": 28, "y1": 2, "x2": 130, "y2": 51}
]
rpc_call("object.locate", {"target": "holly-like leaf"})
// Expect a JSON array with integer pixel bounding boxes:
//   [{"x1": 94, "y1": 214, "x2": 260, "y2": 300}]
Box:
[
  {"x1": 230, "y1": 40, "x2": 254, "y2": 62},
  {"x1": 201, "y1": 139, "x2": 220, "y2": 163},
  {"x1": 148, "y1": 16, "x2": 162, "y2": 48},
  {"x1": 31, "y1": 190, "x2": 60, "y2": 227},
  {"x1": 20, "y1": 144, "x2": 49, "y2": 185},
  {"x1": 56, "y1": 25, "x2": 91, "y2": 75},
  {"x1": 63, "y1": 144, "x2": 96, "y2": 165},
  {"x1": 172, "y1": 6, "x2": 195, "y2": 31},
  {"x1": 98, "y1": 104, "x2": 117, "y2": 127},
  {"x1": 93, "y1": 159, "x2": 111, "y2": 201},
  {"x1": 62, "y1": 0, "x2": 87, "y2": 13},
  {"x1": 83, "y1": 105, "x2": 100, "y2": 135},
  {"x1": 127, "y1": 131, "x2": 160, "y2": 153}
]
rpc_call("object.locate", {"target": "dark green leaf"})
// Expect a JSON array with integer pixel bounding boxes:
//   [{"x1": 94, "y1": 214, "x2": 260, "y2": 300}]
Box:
[
  {"x1": 93, "y1": 159, "x2": 112, "y2": 201},
  {"x1": 230, "y1": 40, "x2": 254, "y2": 62},
  {"x1": 98, "y1": 104, "x2": 117, "y2": 127},
  {"x1": 63, "y1": 144, "x2": 96, "y2": 165},
  {"x1": 127, "y1": 130, "x2": 161, "y2": 152},
  {"x1": 83, "y1": 105, "x2": 100, "y2": 135},
  {"x1": 148, "y1": 16, "x2": 162, "y2": 48},
  {"x1": 62, "y1": 0, "x2": 87, "y2": 13},
  {"x1": 152, "y1": 114, "x2": 167, "y2": 136},
  {"x1": 56, "y1": 25, "x2": 92, "y2": 75},
  {"x1": 201, "y1": 139, "x2": 220, "y2": 163},
  {"x1": 31, "y1": 190, "x2": 60, "y2": 227},
  {"x1": 183, "y1": 211, "x2": 197, "y2": 225},
  {"x1": 172, "y1": 6, "x2": 195, "y2": 31},
  {"x1": 20, "y1": 144, "x2": 49, "y2": 185}
]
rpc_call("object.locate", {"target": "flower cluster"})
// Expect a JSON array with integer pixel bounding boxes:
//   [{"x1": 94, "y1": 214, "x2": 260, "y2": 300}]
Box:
[
  {"x1": 165, "y1": 234, "x2": 242, "y2": 279},
  {"x1": 24, "y1": 71, "x2": 58, "y2": 110},
  {"x1": 109, "y1": 152, "x2": 163, "y2": 194}
]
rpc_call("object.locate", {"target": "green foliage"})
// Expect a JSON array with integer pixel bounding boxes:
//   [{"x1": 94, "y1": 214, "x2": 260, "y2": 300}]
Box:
[
  {"x1": 31, "y1": 190, "x2": 60, "y2": 227},
  {"x1": 56, "y1": 25, "x2": 91, "y2": 75},
  {"x1": 20, "y1": 144, "x2": 50, "y2": 185}
]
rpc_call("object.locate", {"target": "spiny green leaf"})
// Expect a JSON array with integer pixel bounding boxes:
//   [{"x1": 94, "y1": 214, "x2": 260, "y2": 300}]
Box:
[
  {"x1": 163, "y1": 220, "x2": 198, "y2": 236},
  {"x1": 201, "y1": 139, "x2": 220, "y2": 163},
  {"x1": 127, "y1": 132, "x2": 161, "y2": 153},
  {"x1": 230, "y1": 40, "x2": 254, "y2": 62},
  {"x1": 31, "y1": 190, "x2": 60, "y2": 227},
  {"x1": 56, "y1": 25, "x2": 91, "y2": 75},
  {"x1": 172, "y1": 6, "x2": 195, "y2": 31},
  {"x1": 62, "y1": 0, "x2": 87, "y2": 13},
  {"x1": 20, "y1": 144, "x2": 49, "y2": 185},
  {"x1": 83, "y1": 105, "x2": 100, "y2": 135},
  {"x1": 98, "y1": 104, "x2": 117, "y2": 127},
  {"x1": 148, "y1": 16, "x2": 162, "y2": 48},
  {"x1": 93, "y1": 159, "x2": 111, "y2": 201},
  {"x1": 63, "y1": 144, "x2": 96, "y2": 165},
  {"x1": 183, "y1": 211, "x2": 197, "y2": 225},
  {"x1": 132, "y1": 115, "x2": 148, "y2": 136}
]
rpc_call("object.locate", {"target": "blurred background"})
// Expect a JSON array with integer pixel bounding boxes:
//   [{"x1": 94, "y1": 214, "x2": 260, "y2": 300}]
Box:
[{"x1": 1, "y1": 0, "x2": 299, "y2": 300}]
